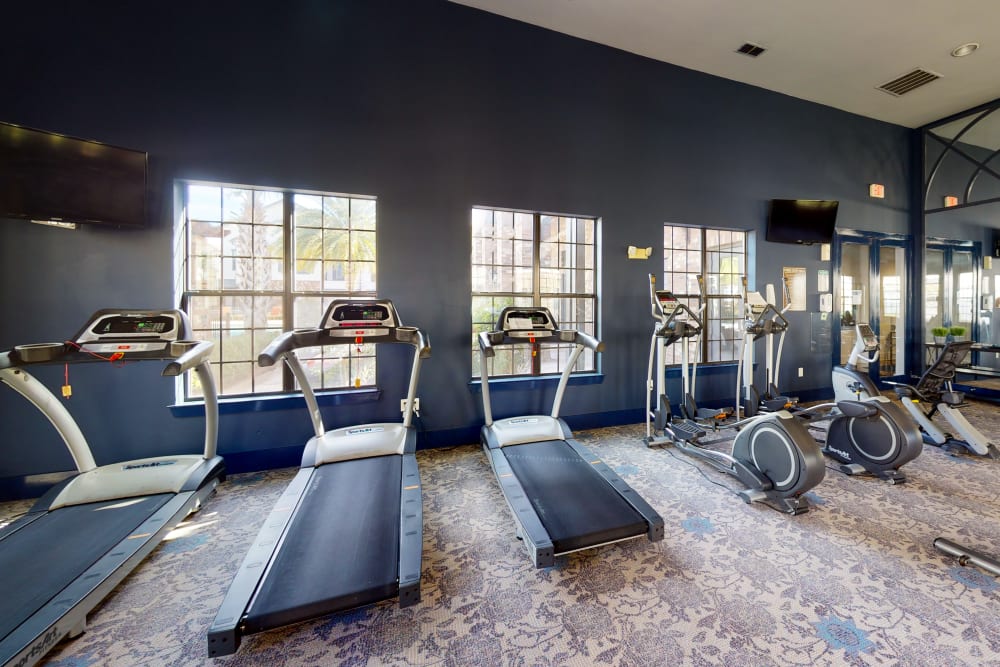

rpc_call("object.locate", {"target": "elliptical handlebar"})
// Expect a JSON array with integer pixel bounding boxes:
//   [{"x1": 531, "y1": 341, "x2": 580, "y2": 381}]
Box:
[{"x1": 648, "y1": 274, "x2": 702, "y2": 339}]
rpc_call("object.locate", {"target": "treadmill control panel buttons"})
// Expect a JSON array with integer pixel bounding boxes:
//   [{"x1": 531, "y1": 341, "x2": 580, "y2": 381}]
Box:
[{"x1": 82, "y1": 342, "x2": 168, "y2": 353}]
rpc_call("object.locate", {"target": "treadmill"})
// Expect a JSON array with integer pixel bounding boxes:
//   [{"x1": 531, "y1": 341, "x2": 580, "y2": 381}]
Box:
[
  {"x1": 479, "y1": 306, "x2": 664, "y2": 568},
  {"x1": 0, "y1": 309, "x2": 224, "y2": 667},
  {"x1": 208, "y1": 298, "x2": 429, "y2": 657}
]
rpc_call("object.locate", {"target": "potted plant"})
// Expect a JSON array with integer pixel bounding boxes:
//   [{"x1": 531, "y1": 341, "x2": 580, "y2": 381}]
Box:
[
  {"x1": 949, "y1": 326, "x2": 967, "y2": 342},
  {"x1": 932, "y1": 327, "x2": 949, "y2": 345}
]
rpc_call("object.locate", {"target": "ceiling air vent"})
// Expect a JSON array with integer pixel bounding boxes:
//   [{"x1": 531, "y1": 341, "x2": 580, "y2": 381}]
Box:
[
  {"x1": 878, "y1": 69, "x2": 940, "y2": 96},
  {"x1": 736, "y1": 43, "x2": 766, "y2": 57}
]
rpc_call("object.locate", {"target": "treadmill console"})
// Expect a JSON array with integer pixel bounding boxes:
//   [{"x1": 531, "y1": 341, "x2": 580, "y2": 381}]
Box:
[
  {"x1": 499, "y1": 308, "x2": 557, "y2": 338},
  {"x1": 321, "y1": 300, "x2": 400, "y2": 338},
  {"x1": 91, "y1": 315, "x2": 176, "y2": 336},
  {"x1": 76, "y1": 311, "x2": 186, "y2": 355}
]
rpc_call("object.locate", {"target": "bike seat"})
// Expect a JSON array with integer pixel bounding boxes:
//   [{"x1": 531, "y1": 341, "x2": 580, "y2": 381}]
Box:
[{"x1": 837, "y1": 400, "x2": 878, "y2": 419}]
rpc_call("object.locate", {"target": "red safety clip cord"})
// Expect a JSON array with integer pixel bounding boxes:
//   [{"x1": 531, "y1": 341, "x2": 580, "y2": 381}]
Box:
[
  {"x1": 60, "y1": 341, "x2": 129, "y2": 399},
  {"x1": 354, "y1": 335, "x2": 364, "y2": 387},
  {"x1": 529, "y1": 335, "x2": 537, "y2": 357}
]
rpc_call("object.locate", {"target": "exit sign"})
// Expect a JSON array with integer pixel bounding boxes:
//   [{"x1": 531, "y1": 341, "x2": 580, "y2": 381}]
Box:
[{"x1": 869, "y1": 183, "x2": 885, "y2": 198}]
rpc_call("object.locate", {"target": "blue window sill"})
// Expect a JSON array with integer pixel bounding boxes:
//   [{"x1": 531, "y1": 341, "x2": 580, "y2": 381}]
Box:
[
  {"x1": 170, "y1": 387, "x2": 382, "y2": 417},
  {"x1": 468, "y1": 373, "x2": 604, "y2": 393}
]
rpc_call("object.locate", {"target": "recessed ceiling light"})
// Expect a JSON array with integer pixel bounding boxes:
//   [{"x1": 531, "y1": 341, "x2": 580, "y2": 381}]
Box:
[{"x1": 951, "y1": 42, "x2": 979, "y2": 57}]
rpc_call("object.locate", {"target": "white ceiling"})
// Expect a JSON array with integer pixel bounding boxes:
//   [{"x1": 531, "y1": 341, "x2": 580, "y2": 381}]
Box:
[{"x1": 450, "y1": 0, "x2": 1000, "y2": 129}]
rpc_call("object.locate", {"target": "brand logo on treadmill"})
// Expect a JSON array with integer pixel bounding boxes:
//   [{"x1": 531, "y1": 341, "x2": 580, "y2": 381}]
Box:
[
  {"x1": 123, "y1": 460, "x2": 177, "y2": 470},
  {"x1": 16, "y1": 625, "x2": 61, "y2": 666},
  {"x1": 508, "y1": 418, "x2": 538, "y2": 426},
  {"x1": 347, "y1": 426, "x2": 384, "y2": 435}
]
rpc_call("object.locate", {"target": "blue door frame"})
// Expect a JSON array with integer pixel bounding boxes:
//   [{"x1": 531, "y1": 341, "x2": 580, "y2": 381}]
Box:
[{"x1": 832, "y1": 229, "x2": 913, "y2": 388}]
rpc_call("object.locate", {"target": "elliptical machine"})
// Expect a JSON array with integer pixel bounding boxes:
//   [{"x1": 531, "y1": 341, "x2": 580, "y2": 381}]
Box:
[
  {"x1": 820, "y1": 322, "x2": 923, "y2": 483},
  {"x1": 644, "y1": 275, "x2": 826, "y2": 515},
  {"x1": 736, "y1": 280, "x2": 797, "y2": 418}
]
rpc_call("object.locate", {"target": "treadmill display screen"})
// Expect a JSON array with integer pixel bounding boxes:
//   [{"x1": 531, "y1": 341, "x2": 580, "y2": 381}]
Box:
[
  {"x1": 503, "y1": 310, "x2": 554, "y2": 331},
  {"x1": 333, "y1": 305, "x2": 390, "y2": 324},
  {"x1": 91, "y1": 315, "x2": 175, "y2": 336}
]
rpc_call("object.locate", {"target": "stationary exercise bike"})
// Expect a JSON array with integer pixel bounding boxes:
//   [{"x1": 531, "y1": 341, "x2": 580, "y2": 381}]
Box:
[
  {"x1": 886, "y1": 340, "x2": 998, "y2": 458},
  {"x1": 819, "y1": 322, "x2": 923, "y2": 483},
  {"x1": 644, "y1": 276, "x2": 825, "y2": 514}
]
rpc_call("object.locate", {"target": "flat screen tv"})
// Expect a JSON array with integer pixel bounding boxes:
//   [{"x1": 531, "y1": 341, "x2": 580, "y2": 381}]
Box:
[
  {"x1": 766, "y1": 199, "x2": 838, "y2": 245},
  {"x1": 0, "y1": 121, "x2": 147, "y2": 227}
]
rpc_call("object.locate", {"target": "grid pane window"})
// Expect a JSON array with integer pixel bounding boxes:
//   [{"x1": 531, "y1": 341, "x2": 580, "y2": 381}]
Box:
[
  {"x1": 179, "y1": 182, "x2": 376, "y2": 399},
  {"x1": 662, "y1": 225, "x2": 746, "y2": 366},
  {"x1": 472, "y1": 208, "x2": 598, "y2": 377}
]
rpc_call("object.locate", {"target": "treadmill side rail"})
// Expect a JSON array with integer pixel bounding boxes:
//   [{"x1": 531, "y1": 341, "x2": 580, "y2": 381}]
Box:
[
  {"x1": 0, "y1": 487, "x2": 216, "y2": 667},
  {"x1": 563, "y1": 439, "x2": 665, "y2": 543},
  {"x1": 398, "y1": 453, "x2": 422, "y2": 607},
  {"x1": 207, "y1": 468, "x2": 313, "y2": 658},
  {"x1": 485, "y1": 445, "x2": 555, "y2": 568}
]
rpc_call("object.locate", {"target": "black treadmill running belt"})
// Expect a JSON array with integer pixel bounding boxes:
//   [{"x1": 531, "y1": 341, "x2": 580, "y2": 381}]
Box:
[
  {"x1": 0, "y1": 494, "x2": 172, "y2": 642},
  {"x1": 243, "y1": 456, "x2": 402, "y2": 633},
  {"x1": 503, "y1": 440, "x2": 647, "y2": 554}
]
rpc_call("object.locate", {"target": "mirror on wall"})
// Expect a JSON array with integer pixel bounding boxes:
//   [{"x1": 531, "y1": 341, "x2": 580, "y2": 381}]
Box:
[{"x1": 922, "y1": 100, "x2": 1000, "y2": 374}]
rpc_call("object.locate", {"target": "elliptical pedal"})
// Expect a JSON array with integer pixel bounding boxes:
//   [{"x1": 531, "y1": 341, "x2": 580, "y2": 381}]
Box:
[{"x1": 669, "y1": 420, "x2": 706, "y2": 442}]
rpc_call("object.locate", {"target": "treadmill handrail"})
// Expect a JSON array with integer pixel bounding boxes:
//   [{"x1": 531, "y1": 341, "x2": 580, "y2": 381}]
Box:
[
  {"x1": 258, "y1": 327, "x2": 431, "y2": 366},
  {"x1": 478, "y1": 329, "x2": 604, "y2": 354},
  {"x1": 0, "y1": 367, "x2": 97, "y2": 472},
  {"x1": 1, "y1": 339, "x2": 215, "y2": 371},
  {"x1": 162, "y1": 340, "x2": 214, "y2": 377},
  {"x1": 0, "y1": 338, "x2": 220, "y2": 463},
  {"x1": 479, "y1": 327, "x2": 602, "y2": 426},
  {"x1": 259, "y1": 324, "x2": 431, "y2": 436},
  {"x1": 258, "y1": 329, "x2": 324, "y2": 366}
]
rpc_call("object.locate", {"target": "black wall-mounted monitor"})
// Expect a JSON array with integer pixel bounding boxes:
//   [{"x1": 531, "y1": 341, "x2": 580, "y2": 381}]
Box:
[
  {"x1": 0, "y1": 121, "x2": 147, "y2": 228},
  {"x1": 765, "y1": 199, "x2": 839, "y2": 245}
]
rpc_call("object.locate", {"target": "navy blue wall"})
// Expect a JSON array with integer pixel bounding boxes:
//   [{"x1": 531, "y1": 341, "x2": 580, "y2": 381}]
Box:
[{"x1": 0, "y1": 0, "x2": 914, "y2": 494}]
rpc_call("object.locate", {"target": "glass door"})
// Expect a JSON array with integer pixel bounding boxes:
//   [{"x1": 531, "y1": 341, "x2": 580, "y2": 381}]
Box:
[
  {"x1": 953, "y1": 250, "x2": 975, "y2": 335},
  {"x1": 878, "y1": 244, "x2": 906, "y2": 378},
  {"x1": 924, "y1": 248, "x2": 944, "y2": 339},
  {"x1": 835, "y1": 231, "x2": 910, "y2": 384},
  {"x1": 838, "y1": 241, "x2": 870, "y2": 367},
  {"x1": 925, "y1": 240, "x2": 981, "y2": 341}
]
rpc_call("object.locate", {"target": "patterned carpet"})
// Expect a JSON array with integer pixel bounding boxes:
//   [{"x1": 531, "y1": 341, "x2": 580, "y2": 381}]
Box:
[{"x1": 5, "y1": 400, "x2": 1000, "y2": 666}]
